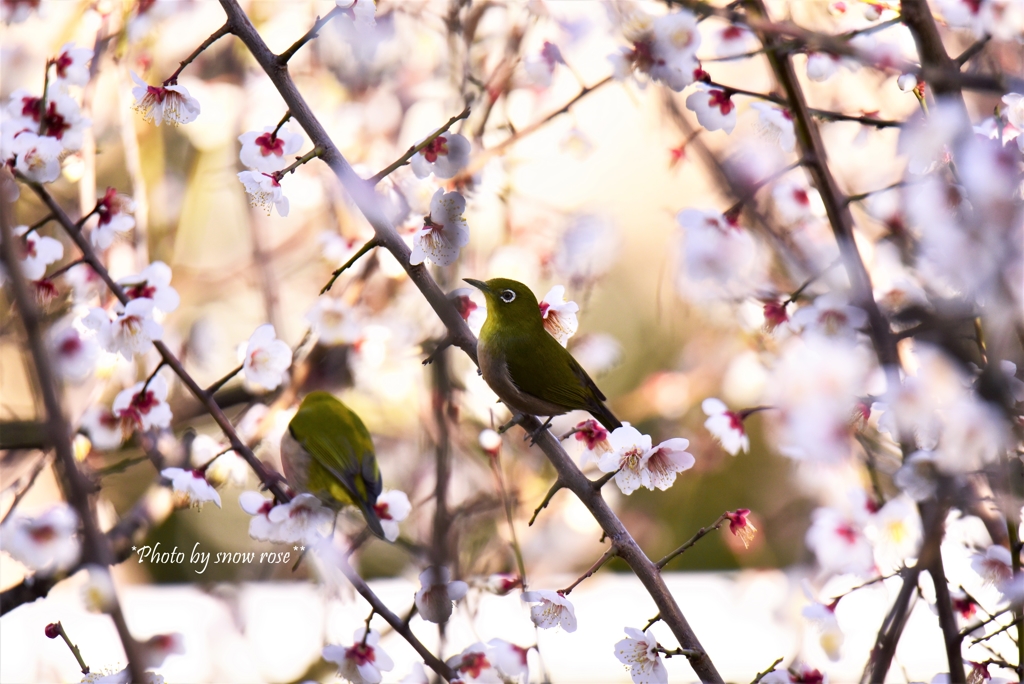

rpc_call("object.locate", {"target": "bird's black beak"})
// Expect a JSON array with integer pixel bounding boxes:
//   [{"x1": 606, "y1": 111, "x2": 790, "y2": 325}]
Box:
[{"x1": 464, "y1": 278, "x2": 491, "y2": 295}]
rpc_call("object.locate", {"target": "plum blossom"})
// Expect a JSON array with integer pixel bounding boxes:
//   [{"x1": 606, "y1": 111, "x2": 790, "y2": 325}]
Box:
[
  {"x1": 90, "y1": 187, "x2": 135, "y2": 249},
  {"x1": 238, "y1": 491, "x2": 278, "y2": 541},
  {"x1": 539, "y1": 285, "x2": 579, "y2": 346},
  {"x1": 597, "y1": 423, "x2": 653, "y2": 495},
  {"x1": 160, "y1": 467, "x2": 221, "y2": 508},
  {"x1": 80, "y1": 406, "x2": 123, "y2": 451},
  {"x1": 866, "y1": 495, "x2": 922, "y2": 571},
  {"x1": 791, "y1": 292, "x2": 868, "y2": 340},
  {"x1": 553, "y1": 214, "x2": 619, "y2": 287},
  {"x1": 805, "y1": 505, "x2": 875, "y2": 576},
  {"x1": 113, "y1": 375, "x2": 172, "y2": 432},
  {"x1": 399, "y1": 663, "x2": 429, "y2": 684},
  {"x1": 0, "y1": 504, "x2": 80, "y2": 576},
  {"x1": 12, "y1": 225, "x2": 63, "y2": 280},
  {"x1": 139, "y1": 633, "x2": 185, "y2": 669},
  {"x1": 238, "y1": 125, "x2": 304, "y2": 174},
  {"x1": 751, "y1": 102, "x2": 796, "y2": 152},
  {"x1": 84, "y1": 298, "x2": 162, "y2": 359},
  {"x1": 483, "y1": 573, "x2": 522, "y2": 595},
  {"x1": 772, "y1": 180, "x2": 819, "y2": 225},
  {"x1": 801, "y1": 584, "x2": 844, "y2": 661},
  {"x1": 415, "y1": 566, "x2": 468, "y2": 623},
  {"x1": 725, "y1": 508, "x2": 758, "y2": 548},
  {"x1": 241, "y1": 324, "x2": 291, "y2": 391},
  {"x1": 2, "y1": 0, "x2": 41, "y2": 23},
  {"x1": 336, "y1": 0, "x2": 376, "y2": 29},
  {"x1": 51, "y1": 43, "x2": 93, "y2": 88},
  {"x1": 265, "y1": 493, "x2": 335, "y2": 544},
  {"x1": 82, "y1": 564, "x2": 116, "y2": 613},
  {"x1": 971, "y1": 545, "x2": 1013, "y2": 588},
  {"x1": 685, "y1": 85, "x2": 737, "y2": 133},
  {"x1": 676, "y1": 208, "x2": 763, "y2": 296},
  {"x1": 524, "y1": 41, "x2": 565, "y2": 88},
  {"x1": 609, "y1": 9, "x2": 701, "y2": 91},
  {"x1": 372, "y1": 489, "x2": 411, "y2": 542},
  {"x1": 449, "y1": 286, "x2": 487, "y2": 336},
  {"x1": 130, "y1": 71, "x2": 200, "y2": 126},
  {"x1": 573, "y1": 418, "x2": 611, "y2": 465},
  {"x1": 893, "y1": 450, "x2": 939, "y2": 501},
  {"x1": 614, "y1": 627, "x2": 667, "y2": 684},
  {"x1": 763, "y1": 300, "x2": 790, "y2": 330},
  {"x1": 760, "y1": 664, "x2": 827, "y2": 684},
  {"x1": 117, "y1": 261, "x2": 180, "y2": 313},
  {"x1": 478, "y1": 428, "x2": 502, "y2": 457},
  {"x1": 487, "y1": 639, "x2": 530, "y2": 682},
  {"x1": 702, "y1": 398, "x2": 750, "y2": 455},
  {"x1": 805, "y1": 52, "x2": 858, "y2": 82},
  {"x1": 322, "y1": 628, "x2": 394, "y2": 684},
  {"x1": 238, "y1": 170, "x2": 289, "y2": 217},
  {"x1": 411, "y1": 132, "x2": 470, "y2": 179},
  {"x1": 409, "y1": 189, "x2": 469, "y2": 267},
  {"x1": 710, "y1": 24, "x2": 758, "y2": 58},
  {"x1": 12, "y1": 132, "x2": 63, "y2": 183},
  {"x1": 307, "y1": 297, "x2": 361, "y2": 345},
  {"x1": 642, "y1": 437, "x2": 694, "y2": 490},
  {"x1": 520, "y1": 589, "x2": 577, "y2": 632},
  {"x1": 446, "y1": 643, "x2": 500, "y2": 684},
  {"x1": 50, "y1": 322, "x2": 98, "y2": 382},
  {"x1": 190, "y1": 434, "x2": 246, "y2": 488},
  {"x1": 8, "y1": 88, "x2": 90, "y2": 151}
]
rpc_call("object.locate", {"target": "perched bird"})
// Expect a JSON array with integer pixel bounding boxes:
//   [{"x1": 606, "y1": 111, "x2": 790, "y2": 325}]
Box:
[
  {"x1": 465, "y1": 277, "x2": 622, "y2": 432},
  {"x1": 281, "y1": 391, "x2": 385, "y2": 538}
]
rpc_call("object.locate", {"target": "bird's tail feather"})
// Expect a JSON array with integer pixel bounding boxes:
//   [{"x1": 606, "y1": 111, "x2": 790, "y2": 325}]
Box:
[
  {"x1": 592, "y1": 403, "x2": 622, "y2": 432},
  {"x1": 358, "y1": 500, "x2": 386, "y2": 539}
]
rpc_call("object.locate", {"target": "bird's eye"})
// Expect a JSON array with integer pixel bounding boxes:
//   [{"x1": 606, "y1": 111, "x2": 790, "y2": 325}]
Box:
[{"x1": 500, "y1": 289, "x2": 516, "y2": 303}]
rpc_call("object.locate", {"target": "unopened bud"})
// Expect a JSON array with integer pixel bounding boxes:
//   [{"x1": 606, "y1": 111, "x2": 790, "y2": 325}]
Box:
[{"x1": 44, "y1": 622, "x2": 61, "y2": 639}]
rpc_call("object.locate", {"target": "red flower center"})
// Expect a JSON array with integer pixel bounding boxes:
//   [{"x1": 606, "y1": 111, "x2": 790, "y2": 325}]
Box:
[
  {"x1": 538, "y1": 301, "x2": 550, "y2": 317},
  {"x1": 146, "y1": 85, "x2": 168, "y2": 104},
  {"x1": 458, "y1": 652, "x2": 491, "y2": 678},
  {"x1": 345, "y1": 642, "x2": 376, "y2": 666},
  {"x1": 422, "y1": 136, "x2": 449, "y2": 163},
  {"x1": 53, "y1": 52, "x2": 74, "y2": 79},
  {"x1": 126, "y1": 282, "x2": 157, "y2": 300},
  {"x1": 255, "y1": 132, "x2": 285, "y2": 157},
  {"x1": 708, "y1": 89, "x2": 734, "y2": 115},
  {"x1": 836, "y1": 523, "x2": 858, "y2": 544},
  {"x1": 372, "y1": 502, "x2": 393, "y2": 520},
  {"x1": 574, "y1": 420, "x2": 608, "y2": 450},
  {"x1": 455, "y1": 295, "x2": 478, "y2": 321},
  {"x1": 792, "y1": 188, "x2": 809, "y2": 205},
  {"x1": 59, "y1": 334, "x2": 83, "y2": 356},
  {"x1": 726, "y1": 411, "x2": 745, "y2": 434},
  {"x1": 29, "y1": 524, "x2": 57, "y2": 543},
  {"x1": 722, "y1": 26, "x2": 744, "y2": 40}
]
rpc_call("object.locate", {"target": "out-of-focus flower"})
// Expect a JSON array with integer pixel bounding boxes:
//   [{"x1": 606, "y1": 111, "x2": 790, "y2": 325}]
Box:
[
  {"x1": 84, "y1": 298, "x2": 162, "y2": 359},
  {"x1": 573, "y1": 419, "x2": 611, "y2": 465},
  {"x1": 161, "y1": 468, "x2": 221, "y2": 508},
  {"x1": 322, "y1": 628, "x2": 394, "y2": 684},
  {"x1": 898, "y1": 99, "x2": 970, "y2": 175},
  {"x1": 9, "y1": 88, "x2": 90, "y2": 151},
  {"x1": 676, "y1": 208, "x2": 763, "y2": 297},
  {"x1": 702, "y1": 398, "x2": 750, "y2": 455},
  {"x1": 897, "y1": 73, "x2": 919, "y2": 92},
  {"x1": 336, "y1": 0, "x2": 376, "y2": 29},
  {"x1": 52, "y1": 43, "x2": 93, "y2": 89},
  {"x1": 12, "y1": 132, "x2": 63, "y2": 183},
  {"x1": 483, "y1": 573, "x2": 522, "y2": 595},
  {"x1": 801, "y1": 585, "x2": 844, "y2": 661},
  {"x1": 410, "y1": 133, "x2": 470, "y2": 179},
  {"x1": 772, "y1": 180, "x2": 819, "y2": 225},
  {"x1": 685, "y1": 85, "x2": 737, "y2": 134},
  {"x1": 409, "y1": 189, "x2": 469, "y2": 266},
  {"x1": 238, "y1": 125, "x2": 304, "y2": 174},
  {"x1": 241, "y1": 324, "x2": 291, "y2": 391},
  {"x1": 307, "y1": 297, "x2": 361, "y2": 345},
  {"x1": 539, "y1": 285, "x2": 579, "y2": 346},
  {"x1": 50, "y1": 322, "x2": 98, "y2": 382},
  {"x1": 2, "y1": 0, "x2": 42, "y2": 23},
  {"x1": 238, "y1": 491, "x2": 277, "y2": 541},
  {"x1": 449, "y1": 287, "x2": 487, "y2": 336},
  {"x1": 709, "y1": 24, "x2": 757, "y2": 58},
  {"x1": 140, "y1": 633, "x2": 185, "y2": 669},
  {"x1": 0, "y1": 505, "x2": 80, "y2": 576},
  {"x1": 112, "y1": 375, "x2": 172, "y2": 432},
  {"x1": 117, "y1": 261, "x2": 180, "y2": 313},
  {"x1": 609, "y1": 9, "x2": 701, "y2": 91},
  {"x1": 91, "y1": 187, "x2": 135, "y2": 249},
  {"x1": 80, "y1": 407, "x2": 123, "y2": 451},
  {"x1": 415, "y1": 566, "x2": 468, "y2": 623},
  {"x1": 130, "y1": 72, "x2": 200, "y2": 126},
  {"x1": 190, "y1": 435, "x2": 246, "y2": 488},
  {"x1": 971, "y1": 545, "x2": 1013, "y2": 587},
  {"x1": 238, "y1": 170, "x2": 289, "y2": 217},
  {"x1": 487, "y1": 639, "x2": 530, "y2": 682},
  {"x1": 949, "y1": 588, "x2": 977, "y2": 621},
  {"x1": 553, "y1": 214, "x2": 619, "y2": 287},
  {"x1": 597, "y1": 423, "x2": 653, "y2": 495},
  {"x1": 763, "y1": 300, "x2": 790, "y2": 330},
  {"x1": 805, "y1": 52, "x2": 858, "y2": 82},
  {"x1": 446, "y1": 643, "x2": 500, "y2": 684},
  {"x1": 571, "y1": 333, "x2": 623, "y2": 376},
  {"x1": 866, "y1": 495, "x2": 922, "y2": 571},
  {"x1": 82, "y1": 564, "x2": 116, "y2": 613},
  {"x1": 790, "y1": 292, "x2": 868, "y2": 340},
  {"x1": 806, "y1": 504, "x2": 875, "y2": 575},
  {"x1": 725, "y1": 508, "x2": 758, "y2": 548},
  {"x1": 614, "y1": 627, "x2": 667, "y2": 684},
  {"x1": 751, "y1": 102, "x2": 796, "y2": 152},
  {"x1": 11, "y1": 225, "x2": 63, "y2": 281},
  {"x1": 127, "y1": 0, "x2": 176, "y2": 41},
  {"x1": 642, "y1": 437, "x2": 694, "y2": 490},
  {"x1": 266, "y1": 493, "x2": 335, "y2": 544},
  {"x1": 372, "y1": 489, "x2": 411, "y2": 542},
  {"x1": 520, "y1": 589, "x2": 577, "y2": 632},
  {"x1": 399, "y1": 662, "x2": 429, "y2": 684},
  {"x1": 478, "y1": 429, "x2": 502, "y2": 456},
  {"x1": 760, "y1": 664, "x2": 827, "y2": 683},
  {"x1": 893, "y1": 450, "x2": 939, "y2": 501},
  {"x1": 524, "y1": 41, "x2": 565, "y2": 88},
  {"x1": 935, "y1": 0, "x2": 1024, "y2": 39}
]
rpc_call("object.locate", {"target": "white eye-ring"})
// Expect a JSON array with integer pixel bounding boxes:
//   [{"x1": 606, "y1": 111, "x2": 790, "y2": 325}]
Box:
[{"x1": 500, "y1": 289, "x2": 516, "y2": 303}]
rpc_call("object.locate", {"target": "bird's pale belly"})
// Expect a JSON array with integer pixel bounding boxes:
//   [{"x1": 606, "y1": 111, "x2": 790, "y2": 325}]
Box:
[{"x1": 478, "y1": 343, "x2": 568, "y2": 418}]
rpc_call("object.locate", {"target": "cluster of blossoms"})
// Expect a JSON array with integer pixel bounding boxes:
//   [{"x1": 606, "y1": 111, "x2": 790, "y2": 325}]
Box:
[
  {"x1": 236, "y1": 124, "x2": 304, "y2": 217},
  {"x1": 573, "y1": 420, "x2": 695, "y2": 495},
  {"x1": 239, "y1": 489, "x2": 411, "y2": 544}
]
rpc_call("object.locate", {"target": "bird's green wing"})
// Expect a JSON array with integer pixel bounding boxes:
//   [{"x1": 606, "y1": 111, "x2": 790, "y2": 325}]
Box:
[{"x1": 503, "y1": 331, "x2": 605, "y2": 409}]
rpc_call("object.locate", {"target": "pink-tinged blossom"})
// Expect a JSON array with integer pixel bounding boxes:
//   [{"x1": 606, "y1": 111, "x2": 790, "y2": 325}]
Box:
[
  {"x1": 702, "y1": 398, "x2": 750, "y2": 455},
  {"x1": 806, "y1": 506, "x2": 875, "y2": 576},
  {"x1": 372, "y1": 489, "x2": 411, "y2": 543},
  {"x1": 238, "y1": 491, "x2": 278, "y2": 542},
  {"x1": 415, "y1": 566, "x2": 468, "y2": 623},
  {"x1": 0, "y1": 505, "x2": 80, "y2": 576},
  {"x1": 524, "y1": 41, "x2": 565, "y2": 88},
  {"x1": 409, "y1": 189, "x2": 469, "y2": 267},
  {"x1": 483, "y1": 573, "x2": 522, "y2": 595},
  {"x1": 487, "y1": 639, "x2": 530, "y2": 682},
  {"x1": 609, "y1": 9, "x2": 701, "y2": 92},
  {"x1": 478, "y1": 428, "x2": 502, "y2": 456},
  {"x1": 12, "y1": 132, "x2": 63, "y2": 183},
  {"x1": 685, "y1": 85, "x2": 737, "y2": 133},
  {"x1": 751, "y1": 102, "x2": 796, "y2": 152},
  {"x1": 238, "y1": 170, "x2": 289, "y2": 217},
  {"x1": 571, "y1": 333, "x2": 623, "y2": 376},
  {"x1": 80, "y1": 406, "x2": 124, "y2": 451},
  {"x1": 725, "y1": 508, "x2": 758, "y2": 548},
  {"x1": 90, "y1": 187, "x2": 136, "y2": 249},
  {"x1": 642, "y1": 437, "x2": 695, "y2": 490},
  {"x1": 335, "y1": 0, "x2": 376, "y2": 29},
  {"x1": 446, "y1": 643, "x2": 500, "y2": 684},
  {"x1": 410, "y1": 132, "x2": 470, "y2": 179},
  {"x1": 772, "y1": 179, "x2": 819, "y2": 225},
  {"x1": 971, "y1": 545, "x2": 1013, "y2": 587},
  {"x1": 113, "y1": 375, "x2": 172, "y2": 432},
  {"x1": 1002, "y1": 93, "x2": 1024, "y2": 150},
  {"x1": 573, "y1": 418, "x2": 611, "y2": 465},
  {"x1": 763, "y1": 300, "x2": 790, "y2": 330},
  {"x1": 867, "y1": 495, "x2": 922, "y2": 571},
  {"x1": 614, "y1": 627, "x2": 668, "y2": 684},
  {"x1": 160, "y1": 467, "x2": 222, "y2": 508},
  {"x1": 266, "y1": 493, "x2": 335, "y2": 544},
  {"x1": 130, "y1": 71, "x2": 200, "y2": 126},
  {"x1": 893, "y1": 450, "x2": 939, "y2": 501},
  {"x1": 710, "y1": 24, "x2": 757, "y2": 58},
  {"x1": 139, "y1": 632, "x2": 185, "y2": 669},
  {"x1": 51, "y1": 43, "x2": 93, "y2": 88},
  {"x1": 9, "y1": 88, "x2": 90, "y2": 151},
  {"x1": 306, "y1": 297, "x2": 361, "y2": 345},
  {"x1": 801, "y1": 582, "x2": 844, "y2": 661},
  {"x1": 238, "y1": 125, "x2": 303, "y2": 174},
  {"x1": 449, "y1": 286, "x2": 487, "y2": 336},
  {"x1": 898, "y1": 99, "x2": 970, "y2": 175},
  {"x1": 322, "y1": 628, "x2": 394, "y2": 684},
  {"x1": 127, "y1": 0, "x2": 176, "y2": 41},
  {"x1": 399, "y1": 662, "x2": 429, "y2": 684},
  {"x1": 553, "y1": 214, "x2": 619, "y2": 287},
  {"x1": 50, "y1": 322, "x2": 98, "y2": 382},
  {"x1": 539, "y1": 285, "x2": 579, "y2": 346},
  {"x1": 190, "y1": 434, "x2": 245, "y2": 488},
  {"x1": 84, "y1": 298, "x2": 162, "y2": 359},
  {"x1": 117, "y1": 261, "x2": 180, "y2": 313},
  {"x1": 596, "y1": 423, "x2": 653, "y2": 495},
  {"x1": 790, "y1": 292, "x2": 868, "y2": 341},
  {"x1": 2, "y1": 0, "x2": 41, "y2": 23},
  {"x1": 676, "y1": 208, "x2": 763, "y2": 297},
  {"x1": 241, "y1": 324, "x2": 291, "y2": 391},
  {"x1": 12, "y1": 225, "x2": 63, "y2": 280},
  {"x1": 520, "y1": 589, "x2": 577, "y2": 632}
]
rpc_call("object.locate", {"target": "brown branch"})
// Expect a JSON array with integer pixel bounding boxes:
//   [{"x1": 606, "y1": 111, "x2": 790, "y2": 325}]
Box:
[
  {"x1": 656, "y1": 513, "x2": 728, "y2": 569},
  {"x1": 164, "y1": 23, "x2": 231, "y2": 84},
  {"x1": 277, "y1": 6, "x2": 345, "y2": 65},
  {"x1": 559, "y1": 545, "x2": 617, "y2": 595},
  {"x1": 219, "y1": 1, "x2": 724, "y2": 678},
  {"x1": 0, "y1": 205, "x2": 147, "y2": 681},
  {"x1": 370, "y1": 106, "x2": 471, "y2": 185},
  {"x1": 708, "y1": 80, "x2": 905, "y2": 128}
]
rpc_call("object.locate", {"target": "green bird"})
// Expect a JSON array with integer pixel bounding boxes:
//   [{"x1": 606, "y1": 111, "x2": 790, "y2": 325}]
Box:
[
  {"x1": 281, "y1": 391, "x2": 385, "y2": 538},
  {"x1": 465, "y1": 277, "x2": 622, "y2": 432}
]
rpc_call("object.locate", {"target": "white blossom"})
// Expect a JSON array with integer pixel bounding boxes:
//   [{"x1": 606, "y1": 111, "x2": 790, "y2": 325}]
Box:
[
  {"x1": 410, "y1": 132, "x2": 470, "y2": 179},
  {"x1": 11, "y1": 225, "x2": 63, "y2": 280},
  {"x1": 160, "y1": 468, "x2": 222, "y2": 508},
  {"x1": 307, "y1": 297, "x2": 361, "y2": 345},
  {"x1": 609, "y1": 9, "x2": 701, "y2": 91},
  {"x1": 702, "y1": 398, "x2": 749, "y2": 455},
  {"x1": 238, "y1": 170, "x2": 289, "y2": 217},
  {"x1": 117, "y1": 261, "x2": 180, "y2": 313},
  {"x1": 614, "y1": 627, "x2": 668, "y2": 684},
  {"x1": 446, "y1": 642, "x2": 500, "y2": 684},
  {"x1": 487, "y1": 639, "x2": 530, "y2": 682},
  {"x1": 82, "y1": 564, "x2": 116, "y2": 613},
  {"x1": 751, "y1": 102, "x2": 796, "y2": 152},
  {"x1": 539, "y1": 285, "x2": 579, "y2": 346},
  {"x1": 685, "y1": 85, "x2": 737, "y2": 134},
  {"x1": 336, "y1": 0, "x2": 377, "y2": 29},
  {"x1": 0, "y1": 505, "x2": 80, "y2": 576},
  {"x1": 520, "y1": 589, "x2": 577, "y2": 632},
  {"x1": 322, "y1": 628, "x2": 394, "y2": 684},
  {"x1": 264, "y1": 493, "x2": 336, "y2": 545},
  {"x1": 415, "y1": 566, "x2": 468, "y2": 623},
  {"x1": 790, "y1": 292, "x2": 868, "y2": 340},
  {"x1": 80, "y1": 406, "x2": 124, "y2": 451},
  {"x1": 130, "y1": 71, "x2": 200, "y2": 126},
  {"x1": 84, "y1": 298, "x2": 162, "y2": 359},
  {"x1": 241, "y1": 324, "x2": 291, "y2": 391},
  {"x1": 52, "y1": 43, "x2": 93, "y2": 88},
  {"x1": 597, "y1": 423, "x2": 653, "y2": 495},
  {"x1": 90, "y1": 187, "x2": 136, "y2": 250},
  {"x1": 50, "y1": 322, "x2": 98, "y2": 382},
  {"x1": 238, "y1": 125, "x2": 304, "y2": 174},
  {"x1": 112, "y1": 375, "x2": 172, "y2": 432},
  {"x1": 12, "y1": 132, "x2": 63, "y2": 183},
  {"x1": 805, "y1": 504, "x2": 876, "y2": 576},
  {"x1": 642, "y1": 437, "x2": 695, "y2": 490},
  {"x1": 553, "y1": 214, "x2": 619, "y2": 287},
  {"x1": 409, "y1": 189, "x2": 469, "y2": 267},
  {"x1": 372, "y1": 489, "x2": 411, "y2": 543}
]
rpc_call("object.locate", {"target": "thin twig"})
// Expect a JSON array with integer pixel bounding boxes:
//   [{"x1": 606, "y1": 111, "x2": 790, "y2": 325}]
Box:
[
  {"x1": 751, "y1": 657, "x2": 785, "y2": 684},
  {"x1": 164, "y1": 23, "x2": 231, "y2": 84},
  {"x1": 656, "y1": 513, "x2": 728, "y2": 569},
  {"x1": 320, "y1": 238, "x2": 379, "y2": 295},
  {"x1": 528, "y1": 478, "x2": 565, "y2": 526},
  {"x1": 277, "y1": 6, "x2": 345, "y2": 65},
  {"x1": 370, "y1": 106, "x2": 471, "y2": 185},
  {"x1": 205, "y1": 363, "x2": 243, "y2": 395},
  {"x1": 559, "y1": 545, "x2": 617, "y2": 595},
  {"x1": 0, "y1": 454, "x2": 51, "y2": 525}
]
